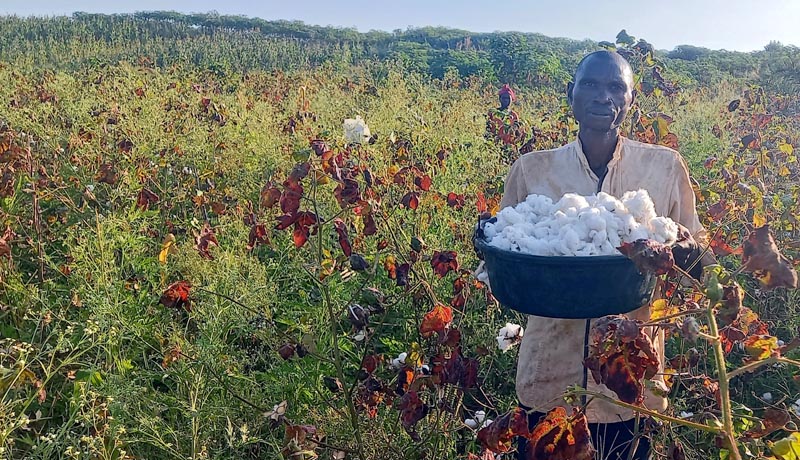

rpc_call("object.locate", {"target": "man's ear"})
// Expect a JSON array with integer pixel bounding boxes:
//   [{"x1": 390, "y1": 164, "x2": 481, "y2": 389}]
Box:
[{"x1": 566, "y1": 81, "x2": 574, "y2": 105}]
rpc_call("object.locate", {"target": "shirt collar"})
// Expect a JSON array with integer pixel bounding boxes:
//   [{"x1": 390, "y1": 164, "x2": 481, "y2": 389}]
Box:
[{"x1": 573, "y1": 135, "x2": 626, "y2": 181}]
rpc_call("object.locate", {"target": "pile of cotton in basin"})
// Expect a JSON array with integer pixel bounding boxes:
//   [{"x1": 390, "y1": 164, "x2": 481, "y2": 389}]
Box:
[{"x1": 481, "y1": 190, "x2": 678, "y2": 257}]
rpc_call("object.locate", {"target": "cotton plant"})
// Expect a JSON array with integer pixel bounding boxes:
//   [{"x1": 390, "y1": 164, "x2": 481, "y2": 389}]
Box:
[
  {"x1": 483, "y1": 190, "x2": 679, "y2": 256},
  {"x1": 497, "y1": 322, "x2": 524, "y2": 352},
  {"x1": 343, "y1": 115, "x2": 371, "y2": 144}
]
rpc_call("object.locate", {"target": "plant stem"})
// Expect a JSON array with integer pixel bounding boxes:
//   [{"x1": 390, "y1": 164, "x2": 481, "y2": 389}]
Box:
[
  {"x1": 311, "y1": 177, "x2": 367, "y2": 460},
  {"x1": 705, "y1": 307, "x2": 742, "y2": 460},
  {"x1": 728, "y1": 356, "x2": 800, "y2": 379}
]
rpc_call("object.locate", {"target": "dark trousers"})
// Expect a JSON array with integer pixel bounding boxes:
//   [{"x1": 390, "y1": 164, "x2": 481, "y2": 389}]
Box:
[{"x1": 517, "y1": 409, "x2": 650, "y2": 460}]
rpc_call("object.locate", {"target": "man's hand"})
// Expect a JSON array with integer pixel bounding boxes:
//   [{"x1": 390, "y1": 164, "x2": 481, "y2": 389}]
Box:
[
  {"x1": 473, "y1": 213, "x2": 495, "y2": 260},
  {"x1": 671, "y1": 224, "x2": 706, "y2": 281}
]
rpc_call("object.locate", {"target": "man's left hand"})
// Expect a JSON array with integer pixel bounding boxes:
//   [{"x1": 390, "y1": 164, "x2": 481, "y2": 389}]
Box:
[{"x1": 671, "y1": 224, "x2": 706, "y2": 281}]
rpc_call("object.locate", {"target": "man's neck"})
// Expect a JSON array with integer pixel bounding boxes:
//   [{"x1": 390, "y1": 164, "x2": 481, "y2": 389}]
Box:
[{"x1": 578, "y1": 128, "x2": 620, "y2": 178}]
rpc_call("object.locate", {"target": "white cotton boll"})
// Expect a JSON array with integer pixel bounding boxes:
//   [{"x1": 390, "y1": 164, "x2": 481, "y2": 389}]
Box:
[
  {"x1": 563, "y1": 206, "x2": 579, "y2": 218},
  {"x1": 556, "y1": 193, "x2": 590, "y2": 211},
  {"x1": 391, "y1": 352, "x2": 408, "y2": 369},
  {"x1": 483, "y1": 222, "x2": 497, "y2": 240},
  {"x1": 622, "y1": 190, "x2": 657, "y2": 222},
  {"x1": 498, "y1": 207, "x2": 525, "y2": 226},
  {"x1": 490, "y1": 237, "x2": 512, "y2": 251},
  {"x1": 590, "y1": 229, "x2": 608, "y2": 246},
  {"x1": 762, "y1": 392, "x2": 773, "y2": 403},
  {"x1": 648, "y1": 216, "x2": 679, "y2": 245},
  {"x1": 497, "y1": 322, "x2": 524, "y2": 352},
  {"x1": 526, "y1": 194, "x2": 554, "y2": 215},
  {"x1": 627, "y1": 225, "x2": 650, "y2": 242},
  {"x1": 607, "y1": 231, "x2": 621, "y2": 249},
  {"x1": 559, "y1": 227, "x2": 581, "y2": 253},
  {"x1": 599, "y1": 240, "x2": 618, "y2": 255},
  {"x1": 596, "y1": 192, "x2": 625, "y2": 213},
  {"x1": 532, "y1": 224, "x2": 550, "y2": 240},
  {"x1": 553, "y1": 210, "x2": 567, "y2": 220}
]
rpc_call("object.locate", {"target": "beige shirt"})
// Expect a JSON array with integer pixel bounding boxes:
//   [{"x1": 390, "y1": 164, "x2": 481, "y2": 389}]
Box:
[{"x1": 497, "y1": 136, "x2": 706, "y2": 423}]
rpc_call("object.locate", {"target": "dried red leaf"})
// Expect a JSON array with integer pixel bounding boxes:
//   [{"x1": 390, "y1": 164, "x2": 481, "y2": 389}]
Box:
[
  {"x1": 400, "y1": 192, "x2": 420, "y2": 210},
  {"x1": 742, "y1": 225, "x2": 798, "y2": 290},
  {"x1": 159, "y1": 280, "x2": 191, "y2": 312},
  {"x1": 292, "y1": 223, "x2": 310, "y2": 248},
  {"x1": 477, "y1": 407, "x2": 529, "y2": 453},
  {"x1": 431, "y1": 250, "x2": 459, "y2": 278},
  {"x1": 247, "y1": 223, "x2": 270, "y2": 251},
  {"x1": 361, "y1": 354, "x2": 380, "y2": 374},
  {"x1": 398, "y1": 391, "x2": 428, "y2": 441},
  {"x1": 396, "y1": 263, "x2": 410, "y2": 287},
  {"x1": 278, "y1": 343, "x2": 296, "y2": 360},
  {"x1": 414, "y1": 174, "x2": 432, "y2": 191},
  {"x1": 584, "y1": 315, "x2": 660, "y2": 404},
  {"x1": 288, "y1": 162, "x2": 311, "y2": 183},
  {"x1": 334, "y1": 178, "x2": 361, "y2": 207},
  {"x1": 363, "y1": 213, "x2": 377, "y2": 236},
  {"x1": 280, "y1": 181, "x2": 303, "y2": 215},
  {"x1": 333, "y1": 219, "x2": 352, "y2": 257},
  {"x1": 310, "y1": 139, "x2": 329, "y2": 156},
  {"x1": 419, "y1": 304, "x2": 453, "y2": 338},
  {"x1": 0, "y1": 226, "x2": 16, "y2": 259},
  {"x1": 446, "y1": 192, "x2": 465, "y2": 209},
  {"x1": 524, "y1": 407, "x2": 595, "y2": 460}
]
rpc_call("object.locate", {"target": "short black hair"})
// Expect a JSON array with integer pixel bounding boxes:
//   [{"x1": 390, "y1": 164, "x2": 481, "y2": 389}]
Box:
[{"x1": 573, "y1": 50, "x2": 633, "y2": 82}]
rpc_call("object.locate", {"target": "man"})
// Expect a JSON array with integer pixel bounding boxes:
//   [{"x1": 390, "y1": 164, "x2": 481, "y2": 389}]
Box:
[
  {"x1": 495, "y1": 51, "x2": 708, "y2": 460},
  {"x1": 486, "y1": 84, "x2": 532, "y2": 163}
]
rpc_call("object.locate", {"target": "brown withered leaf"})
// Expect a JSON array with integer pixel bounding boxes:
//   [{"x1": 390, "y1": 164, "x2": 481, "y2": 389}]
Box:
[
  {"x1": 136, "y1": 188, "x2": 160, "y2": 210},
  {"x1": 260, "y1": 183, "x2": 281, "y2": 209},
  {"x1": 96, "y1": 163, "x2": 118, "y2": 185},
  {"x1": 584, "y1": 315, "x2": 660, "y2": 404},
  {"x1": 524, "y1": 407, "x2": 595, "y2": 460},
  {"x1": 0, "y1": 226, "x2": 16, "y2": 259},
  {"x1": 431, "y1": 250, "x2": 459, "y2": 278},
  {"x1": 742, "y1": 407, "x2": 790, "y2": 440},
  {"x1": 194, "y1": 223, "x2": 218, "y2": 260},
  {"x1": 742, "y1": 225, "x2": 798, "y2": 290}
]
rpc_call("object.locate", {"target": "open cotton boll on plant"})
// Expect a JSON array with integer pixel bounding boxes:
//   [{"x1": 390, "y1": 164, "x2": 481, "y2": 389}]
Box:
[
  {"x1": 484, "y1": 190, "x2": 679, "y2": 256},
  {"x1": 343, "y1": 115, "x2": 371, "y2": 144}
]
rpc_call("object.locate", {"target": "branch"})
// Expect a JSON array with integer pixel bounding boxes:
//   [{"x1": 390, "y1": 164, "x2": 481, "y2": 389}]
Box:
[
  {"x1": 728, "y1": 356, "x2": 800, "y2": 379},
  {"x1": 564, "y1": 389, "x2": 723, "y2": 434}
]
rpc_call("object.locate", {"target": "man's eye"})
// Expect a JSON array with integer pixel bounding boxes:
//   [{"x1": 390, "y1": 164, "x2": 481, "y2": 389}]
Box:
[
  {"x1": 582, "y1": 81, "x2": 595, "y2": 87},
  {"x1": 611, "y1": 84, "x2": 625, "y2": 91}
]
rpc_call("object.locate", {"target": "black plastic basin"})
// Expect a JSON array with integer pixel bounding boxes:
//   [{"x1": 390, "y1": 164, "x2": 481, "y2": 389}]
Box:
[{"x1": 475, "y1": 238, "x2": 656, "y2": 319}]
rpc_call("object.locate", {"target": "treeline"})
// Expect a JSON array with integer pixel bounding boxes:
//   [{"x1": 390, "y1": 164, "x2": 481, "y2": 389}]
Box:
[{"x1": 0, "y1": 11, "x2": 798, "y2": 91}]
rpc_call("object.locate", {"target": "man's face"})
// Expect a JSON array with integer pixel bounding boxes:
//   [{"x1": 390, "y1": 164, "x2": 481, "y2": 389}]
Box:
[
  {"x1": 499, "y1": 93, "x2": 512, "y2": 110},
  {"x1": 567, "y1": 56, "x2": 634, "y2": 132}
]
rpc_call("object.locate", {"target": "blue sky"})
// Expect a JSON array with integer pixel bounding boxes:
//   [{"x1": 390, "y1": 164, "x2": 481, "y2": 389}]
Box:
[{"x1": 2, "y1": 0, "x2": 798, "y2": 52}]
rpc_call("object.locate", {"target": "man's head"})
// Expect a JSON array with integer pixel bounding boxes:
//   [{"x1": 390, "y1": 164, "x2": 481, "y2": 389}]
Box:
[
  {"x1": 567, "y1": 51, "x2": 635, "y2": 133},
  {"x1": 498, "y1": 84, "x2": 515, "y2": 110}
]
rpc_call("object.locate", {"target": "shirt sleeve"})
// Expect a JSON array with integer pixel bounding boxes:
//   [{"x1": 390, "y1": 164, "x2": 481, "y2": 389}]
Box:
[{"x1": 668, "y1": 153, "x2": 708, "y2": 244}]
